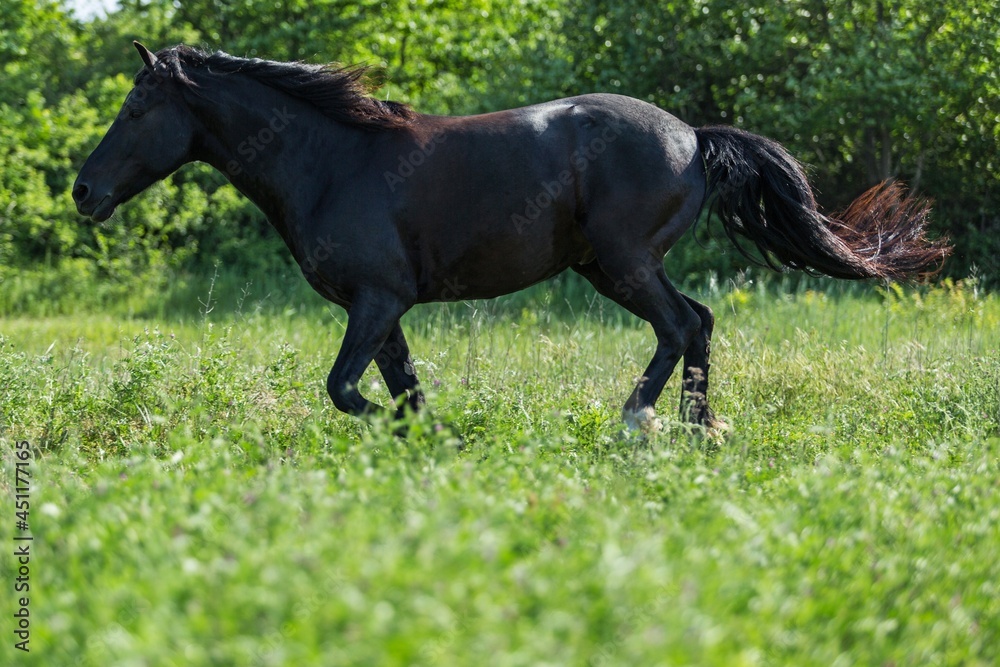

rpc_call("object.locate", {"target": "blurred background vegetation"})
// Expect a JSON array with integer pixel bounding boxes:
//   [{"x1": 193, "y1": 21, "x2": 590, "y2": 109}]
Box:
[{"x1": 1, "y1": 0, "x2": 998, "y2": 315}]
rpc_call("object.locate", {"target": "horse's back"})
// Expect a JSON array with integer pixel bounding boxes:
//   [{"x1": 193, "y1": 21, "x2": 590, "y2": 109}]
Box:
[{"x1": 396, "y1": 93, "x2": 705, "y2": 301}]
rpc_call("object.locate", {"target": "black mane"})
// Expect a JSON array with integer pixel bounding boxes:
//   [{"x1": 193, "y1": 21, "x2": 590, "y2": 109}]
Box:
[{"x1": 138, "y1": 45, "x2": 415, "y2": 131}]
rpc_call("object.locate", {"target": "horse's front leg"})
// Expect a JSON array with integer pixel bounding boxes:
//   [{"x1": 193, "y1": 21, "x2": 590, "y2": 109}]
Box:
[
  {"x1": 373, "y1": 322, "x2": 425, "y2": 419},
  {"x1": 326, "y1": 290, "x2": 412, "y2": 420}
]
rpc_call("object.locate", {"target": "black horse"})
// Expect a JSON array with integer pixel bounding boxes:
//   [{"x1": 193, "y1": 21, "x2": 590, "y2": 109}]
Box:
[{"x1": 74, "y1": 43, "x2": 949, "y2": 433}]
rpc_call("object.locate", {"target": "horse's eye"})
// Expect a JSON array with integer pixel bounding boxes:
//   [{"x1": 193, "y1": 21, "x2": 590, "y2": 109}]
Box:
[{"x1": 128, "y1": 108, "x2": 145, "y2": 120}]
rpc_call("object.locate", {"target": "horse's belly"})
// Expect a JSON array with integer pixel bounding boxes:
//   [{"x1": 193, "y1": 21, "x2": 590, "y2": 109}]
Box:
[{"x1": 413, "y1": 221, "x2": 591, "y2": 302}]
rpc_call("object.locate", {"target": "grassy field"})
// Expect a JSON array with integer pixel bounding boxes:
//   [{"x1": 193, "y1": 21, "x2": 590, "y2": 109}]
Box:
[{"x1": 2, "y1": 274, "x2": 999, "y2": 666}]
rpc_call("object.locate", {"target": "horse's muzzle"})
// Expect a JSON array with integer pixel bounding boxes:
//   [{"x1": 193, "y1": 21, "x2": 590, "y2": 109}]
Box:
[{"x1": 72, "y1": 179, "x2": 115, "y2": 221}]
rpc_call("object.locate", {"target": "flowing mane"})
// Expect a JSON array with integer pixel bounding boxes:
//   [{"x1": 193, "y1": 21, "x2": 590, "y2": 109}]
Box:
[{"x1": 138, "y1": 45, "x2": 415, "y2": 131}]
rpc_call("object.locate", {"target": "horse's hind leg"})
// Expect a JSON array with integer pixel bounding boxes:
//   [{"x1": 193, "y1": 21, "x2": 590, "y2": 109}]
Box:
[
  {"x1": 573, "y1": 260, "x2": 700, "y2": 432},
  {"x1": 373, "y1": 322, "x2": 425, "y2": 419},
  {"x1": 678, "y1": 295, "x2": 723, "y2": 429}
]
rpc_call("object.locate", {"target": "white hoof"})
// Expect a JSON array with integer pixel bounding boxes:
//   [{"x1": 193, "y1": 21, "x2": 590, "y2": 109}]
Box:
[{"x1": 623, "y1": 406, "x2": 663, "y2": 434}]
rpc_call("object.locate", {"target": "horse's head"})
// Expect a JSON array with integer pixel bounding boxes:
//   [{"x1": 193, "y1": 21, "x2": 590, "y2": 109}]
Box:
[{"x1": 74, "y1": 42, "x2": 199, "y2": 222}]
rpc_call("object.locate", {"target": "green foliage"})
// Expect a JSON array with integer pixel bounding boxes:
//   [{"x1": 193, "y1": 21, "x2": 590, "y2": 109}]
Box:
[
  {"x1": 1, "y1": 0, "x2": 82, "y2": 100},
  {"x1": 2, "y1": 283, "x2": 999, "y2": 664}
]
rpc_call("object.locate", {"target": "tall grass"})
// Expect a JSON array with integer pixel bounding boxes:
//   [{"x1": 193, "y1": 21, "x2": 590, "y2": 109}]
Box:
[{"x1": 1, "y1": 276, "x2": 998, "y2": 665}]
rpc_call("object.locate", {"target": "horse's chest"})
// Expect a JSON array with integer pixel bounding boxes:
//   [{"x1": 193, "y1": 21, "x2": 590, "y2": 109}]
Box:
[{"x1": 302, "y1": 266, "x2": 351, "y2": 306}]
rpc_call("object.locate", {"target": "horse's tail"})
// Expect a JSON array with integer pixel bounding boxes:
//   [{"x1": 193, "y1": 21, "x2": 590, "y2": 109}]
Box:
[{"x1": 695, "y1": 125, "x2": 950, "y2": 280}]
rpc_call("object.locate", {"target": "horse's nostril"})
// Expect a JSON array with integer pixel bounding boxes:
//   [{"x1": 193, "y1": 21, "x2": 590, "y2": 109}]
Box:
[{"x1": 72, "y1": 182, "x2": 90, "y2": 204}]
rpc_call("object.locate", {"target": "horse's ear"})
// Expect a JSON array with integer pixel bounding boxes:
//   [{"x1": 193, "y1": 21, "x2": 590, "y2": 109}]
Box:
[{"x1": 133, "y1": 41, "x2": 158, "y2": 72}]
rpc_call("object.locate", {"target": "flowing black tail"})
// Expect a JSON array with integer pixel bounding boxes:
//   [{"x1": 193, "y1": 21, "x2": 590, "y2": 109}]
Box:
[{"x1": 696, "y1": 125, "x2": 950, "y2": 280}]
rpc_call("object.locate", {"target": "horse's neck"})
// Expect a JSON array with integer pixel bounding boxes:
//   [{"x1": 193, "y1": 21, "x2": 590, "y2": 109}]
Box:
[{"x1": 193, "y1": 81, "x2": 357, "y2": 228}]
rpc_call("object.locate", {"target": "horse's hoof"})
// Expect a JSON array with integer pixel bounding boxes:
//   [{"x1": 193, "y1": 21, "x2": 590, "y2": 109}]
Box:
[
  {"x1": 622, "y1": 406, "x2": 663, "y2": 434},
  {"x1": 704, "y1": 417, "x2": 730, "y2": 443}
]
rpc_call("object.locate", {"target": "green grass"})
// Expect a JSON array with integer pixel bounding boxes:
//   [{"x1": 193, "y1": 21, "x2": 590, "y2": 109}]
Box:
[{"x1": 2, "y1": 276, "x2": 999, "y2": 666}]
